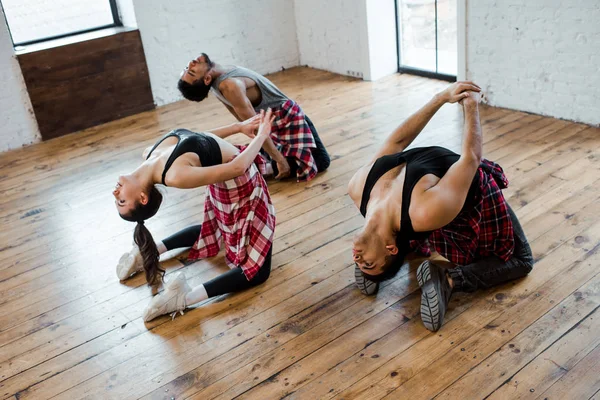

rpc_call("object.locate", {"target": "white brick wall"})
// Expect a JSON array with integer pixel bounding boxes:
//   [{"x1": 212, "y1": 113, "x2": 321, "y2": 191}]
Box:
[
  {"x1": 132, "y1": 0, "x2": 300, "y2": 106},
  {"x1": 294, "y1": 0, "x2": 366, "y2": 78},
  {"x1": 0, "y1": 5, "x2": 40, "y2": 152},
  {"x1": 467, "y1": 1, "x2": 600, "y2": 126}
]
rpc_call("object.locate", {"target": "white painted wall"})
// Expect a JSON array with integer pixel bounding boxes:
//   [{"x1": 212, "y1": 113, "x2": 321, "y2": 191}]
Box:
[
  {"x1": 132, "y1": 0, "x2": 300, "y2": 106},
  {"x1": 0, "y1": 4, "x2": 40, "y2": 152},
  {"x1": 364, "y1": 0, "x2": 398, "y2": 81},
  {"x1": 466, "y1": 1, "x2": 600, "y2": 125},
  {"x1": 294, "y1": 0, "x2": 366, "y2": 78},
  {"x1": 293, "y1": 0, "x2": 398, "y2": 81},
  {"x1": 116, "y1": 0, "x2": 137, "y2": 28}
]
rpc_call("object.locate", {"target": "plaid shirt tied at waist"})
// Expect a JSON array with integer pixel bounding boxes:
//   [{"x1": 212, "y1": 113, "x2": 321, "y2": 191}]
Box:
[
  {"x1": 410, "y1": 159, "x2": 515, "y2": 265},
  {"x1": 188, "y1": 150, "x2": 276, "y2": 280},
  {"x1": 270, "y1": 100, "x2": 318, "y2": 182}
]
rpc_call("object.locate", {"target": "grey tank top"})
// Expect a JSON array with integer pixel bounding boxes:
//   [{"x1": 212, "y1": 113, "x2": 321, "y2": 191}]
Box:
[{"x1": 210, "y1": 66, "x2": 289, "y2": 111}]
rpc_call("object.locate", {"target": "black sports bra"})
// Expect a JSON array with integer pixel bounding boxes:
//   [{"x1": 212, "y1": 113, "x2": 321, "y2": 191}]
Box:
[
  {"x1": 360, "y1": 146, "x2": 479, "y2": 243},
  {"x1": 146, "y1": 129, "x2": 222, "y2": 186}
]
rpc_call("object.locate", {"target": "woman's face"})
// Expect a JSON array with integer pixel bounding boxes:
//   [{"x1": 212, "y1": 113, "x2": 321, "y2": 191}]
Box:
[
  {"x1": 113, "y1": 174, "x2": 145, "y2": 216},
  {"x1": 352, "y1": 231, "x2": 390, "y2": 276}
]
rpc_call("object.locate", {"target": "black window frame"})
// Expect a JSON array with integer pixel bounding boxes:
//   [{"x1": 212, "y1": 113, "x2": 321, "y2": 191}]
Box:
[
  {"x1": 2, "y1": 0, "x2": 122, "y2": 48},
  {"x1": 394, "y1": 0, "x2": 457, "y2": 82}
]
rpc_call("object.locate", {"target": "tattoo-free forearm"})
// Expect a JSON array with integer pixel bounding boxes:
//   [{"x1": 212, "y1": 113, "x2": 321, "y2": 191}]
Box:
[
  {"x1": 232, "y1": 132, "x2": 268, "y2": 172},
  {"x1": 461, "y1": 102, "x2": 483, "y2": 161},
  {"x1": 225, "y1": 104, "x2": 243, "y2": 122},
  {"x1": 262, "y1": 136, "x2": 284, "y2": 162},
  {"x1": 208, "y1": 122, "x2": 241, "y2": 139},
  {"x1": 389, "y1": 94, "x2": 446, "y2": 148}
]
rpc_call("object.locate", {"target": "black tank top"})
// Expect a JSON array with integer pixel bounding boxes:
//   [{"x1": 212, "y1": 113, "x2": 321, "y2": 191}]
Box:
[
  {"x1": 146, "y1": 129, "x2": 222, "y2": 186},
  {"x1": 360, "y1": 146, "x2": 479, "y2": 244}
]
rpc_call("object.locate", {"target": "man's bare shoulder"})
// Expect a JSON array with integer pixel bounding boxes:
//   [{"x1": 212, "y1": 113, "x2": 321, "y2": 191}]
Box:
[{"x1": 218, "y1": 77, "x2": 244, "y2": 93}]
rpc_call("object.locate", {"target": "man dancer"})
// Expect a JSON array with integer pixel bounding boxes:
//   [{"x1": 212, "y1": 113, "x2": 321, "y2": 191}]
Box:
[
  {"x1": 178, "y1": 53, "x2": 330, "y2": 181},
  {"x1": 347, "y1": 81, "x2": 534, "y2": 332}
]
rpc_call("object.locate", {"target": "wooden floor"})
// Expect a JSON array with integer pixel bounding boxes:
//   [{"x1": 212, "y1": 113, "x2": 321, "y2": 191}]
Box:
[{"x1": 1, "y1": 67, "x2": 599, "y2": 400}]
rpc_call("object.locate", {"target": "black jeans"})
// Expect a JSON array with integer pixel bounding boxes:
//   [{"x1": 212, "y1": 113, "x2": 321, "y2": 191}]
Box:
[
  {"x1": 162, "y1": 225, "x2": 272, "y2": 298},
  {"x1": 305, "y1": 115, "x2": 331, "y2": 172},
  {"x1": 448, "y1": 204, "x2": 534, "y2": 292},
  {"x1": 271, "y1": 115, "x2": 331, "y2": 176}
]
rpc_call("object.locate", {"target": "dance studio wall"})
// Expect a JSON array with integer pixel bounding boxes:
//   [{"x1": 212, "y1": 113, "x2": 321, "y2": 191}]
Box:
[
  {"x1": 132, "y1": 0, "x2": 300, "y2": 106},
  {"x1": 0, "y1": 5, "x2": 41, "y2": 152},
  {"x1": 135, "y1": 0, "x2": 398, "y2": 105},
  {"x1": 293, "y1": 0, "x2": 397, "y2": 81},
  {"x1": 294, "y1": 0, "x2": 366, "y2": 78},
  {"x1": 466, "y1": 1, "x2": 600, "y2": 126}
]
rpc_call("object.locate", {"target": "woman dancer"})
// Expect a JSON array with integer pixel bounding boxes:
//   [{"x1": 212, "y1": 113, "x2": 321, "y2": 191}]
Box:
[
  {"x1": 113, "y1": 110, "x2": 276, "y2": 322},
  {"x1": 348, "y1": 82, "x2": 533, "y2": 332}
]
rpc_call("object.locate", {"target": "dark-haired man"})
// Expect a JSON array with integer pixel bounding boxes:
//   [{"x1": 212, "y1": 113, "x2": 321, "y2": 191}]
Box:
[
  {"x1": 178, "y1": 53, "x2": 330, "y2": 181},
  {"x1": 348, "y1": 81, "x2": 533, "y2": 332}
]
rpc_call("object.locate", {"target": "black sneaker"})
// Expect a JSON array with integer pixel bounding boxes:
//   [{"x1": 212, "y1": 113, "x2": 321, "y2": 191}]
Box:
[
  {"x1": 416, "y1": 259, "x2": 432, "y2": 287},
  {"x1": 418, "y1": 260, "x2": 453, "y2": 332},
  {"x1": 355, "y1": 264, "x2": 379, "y2": 296}
]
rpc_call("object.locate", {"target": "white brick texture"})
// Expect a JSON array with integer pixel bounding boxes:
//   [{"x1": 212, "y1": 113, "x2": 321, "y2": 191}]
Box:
[
  {"x1": 133, "y1": 0, "x2": 300, "y2": 106},
  {"x1": 294, "y1": 0, "x2": 366, "y2": 77},
  {"x1": 0, "y1": 4, "x2": 40, "y2": 152},
  {"x1": 467, "y1": 1, "x2": 600, "y2": 125}
]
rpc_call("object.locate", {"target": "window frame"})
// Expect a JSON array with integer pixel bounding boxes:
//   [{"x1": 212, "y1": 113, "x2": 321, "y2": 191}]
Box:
[
  {"x1": 395, "y1": 0, "x2": 457, "y2": 82},
  {"x1": 2, "y1": 0, "x2": 122, "y2": 47}
]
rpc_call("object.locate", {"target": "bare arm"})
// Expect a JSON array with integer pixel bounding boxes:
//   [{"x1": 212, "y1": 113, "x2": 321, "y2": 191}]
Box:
[
  {"x1": 411, "y1": 93, "x2": 484, "y2": 231},
  {"x1": 207, "y1": 115, "x2": 261, "y2": 139},
  {"x1": 372, "y1": 81, "x2": 481, "y2": 162},
  {"x1": 221, "y1": 79, "x2": 290, "y2": 178},
  {"x1": 207, "y1": 122, "x2": 242, "y2": 139},
  {"x1": 224, "y1": 104, "x2": 243, "y2": 122},
  {"x1": 167, "y1": 110, "x2": 276, "y2": 189}
]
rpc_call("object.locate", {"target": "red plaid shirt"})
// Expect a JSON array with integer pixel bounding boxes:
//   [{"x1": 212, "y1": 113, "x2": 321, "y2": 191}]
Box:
[
  {"x1": 270, "y1": 100, "x2": 318, "y2": 182},
  {"x1": 188, "y1": 151, "x2": 276, "y2": 280},
  {"x1": 410, "y1": 159, "x2": 515, "y2": 265}
]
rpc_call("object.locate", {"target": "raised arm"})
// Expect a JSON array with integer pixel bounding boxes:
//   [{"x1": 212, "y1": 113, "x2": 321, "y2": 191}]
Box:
[
  {"x1": 207, "y1": 115, "x2": 260, "y2": 139},
  {"x1": 167, "y1": 109, "x2": 276, "y2": 189},
  {"x1": 220, "y1": 79, "x2": 290, "y2": 179},
  {"x1": 410, "y1": 91, "x2": 484, "y2": 231},
  {"x1": 371, "y1": 81, "x2": 481, "y2": 162},
  {"x1": 224, "y1": 104, "x2": 243, "y2": 122}
]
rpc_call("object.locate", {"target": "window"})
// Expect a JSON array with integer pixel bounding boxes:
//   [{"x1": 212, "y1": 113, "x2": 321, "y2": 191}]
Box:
[
  {"x1": 1, "y1": 0, "x2": 121, "y2": 47},
  {"x1": 396, "y1": 0, "x2": 457, "y2": 81}
]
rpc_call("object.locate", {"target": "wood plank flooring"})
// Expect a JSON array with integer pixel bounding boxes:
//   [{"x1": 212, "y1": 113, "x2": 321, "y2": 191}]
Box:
[{"x1": 1, "y1": 67, "x2": 599, "y2": 400}]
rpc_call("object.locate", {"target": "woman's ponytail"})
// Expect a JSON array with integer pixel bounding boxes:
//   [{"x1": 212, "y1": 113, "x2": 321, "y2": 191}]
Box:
[
  {"x1": 134, "y1": 221, "x2": 164, "y2": 285},
  {"x1": 119, "y1": 186, "x2": 164, "y2": 285}
]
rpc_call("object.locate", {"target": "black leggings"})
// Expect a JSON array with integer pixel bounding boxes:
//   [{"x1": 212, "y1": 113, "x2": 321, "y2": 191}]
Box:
[
  {"x1": 161, "y1": 225, "x2": 272, "y2": 298},
  {"x1": 271, "y1": 115, "x2": 331, "y2": 176},
  {"x1": 448, "y1": 203, "x2": 534, "y2": 292}
]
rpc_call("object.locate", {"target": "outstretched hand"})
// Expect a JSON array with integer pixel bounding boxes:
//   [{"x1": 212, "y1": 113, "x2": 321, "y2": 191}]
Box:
[
  {"x1": 238, "y1": 114, "x2": 261, "y2": 138},
  {"x1": 440, "y1": 81, "x2": 482, "y2": 104},
  {"x1": 257, "y1": 109, "x2": 290, "y2": 179},
  {"x1": 257, "y1": 108, "x2": 276, "y2": 139}
]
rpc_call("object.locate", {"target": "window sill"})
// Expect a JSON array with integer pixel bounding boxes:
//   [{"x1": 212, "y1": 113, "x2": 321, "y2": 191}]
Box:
[{"x1": 14, "y1": 26, "x2": 137, "y2": 55}]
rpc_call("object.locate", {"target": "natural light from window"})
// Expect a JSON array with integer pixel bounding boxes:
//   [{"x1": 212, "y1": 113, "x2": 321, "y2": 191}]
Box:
[
  {"x1": 398, "y1": 0, "x2": 457, "y2": 76},
  {"x1": 1, "y1": 0, "x2": 115, "y2": 45}
]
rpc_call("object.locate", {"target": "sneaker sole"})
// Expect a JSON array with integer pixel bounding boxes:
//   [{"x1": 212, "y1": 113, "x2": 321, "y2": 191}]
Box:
[
  {"x1": 355, "y1": 266, "x2": 379, "y2": 296},
  {"x1": 416, "y1": 260, "x2": 432, "y2": 288},
  {"x1": 420, "y1": 281, "x2": 442, "y2": 332}
]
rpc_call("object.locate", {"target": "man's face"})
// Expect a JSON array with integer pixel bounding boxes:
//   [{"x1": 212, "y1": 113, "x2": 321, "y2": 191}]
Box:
[{"x1": 181, "y1": 53, "x2": 213, "y2": 85}]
